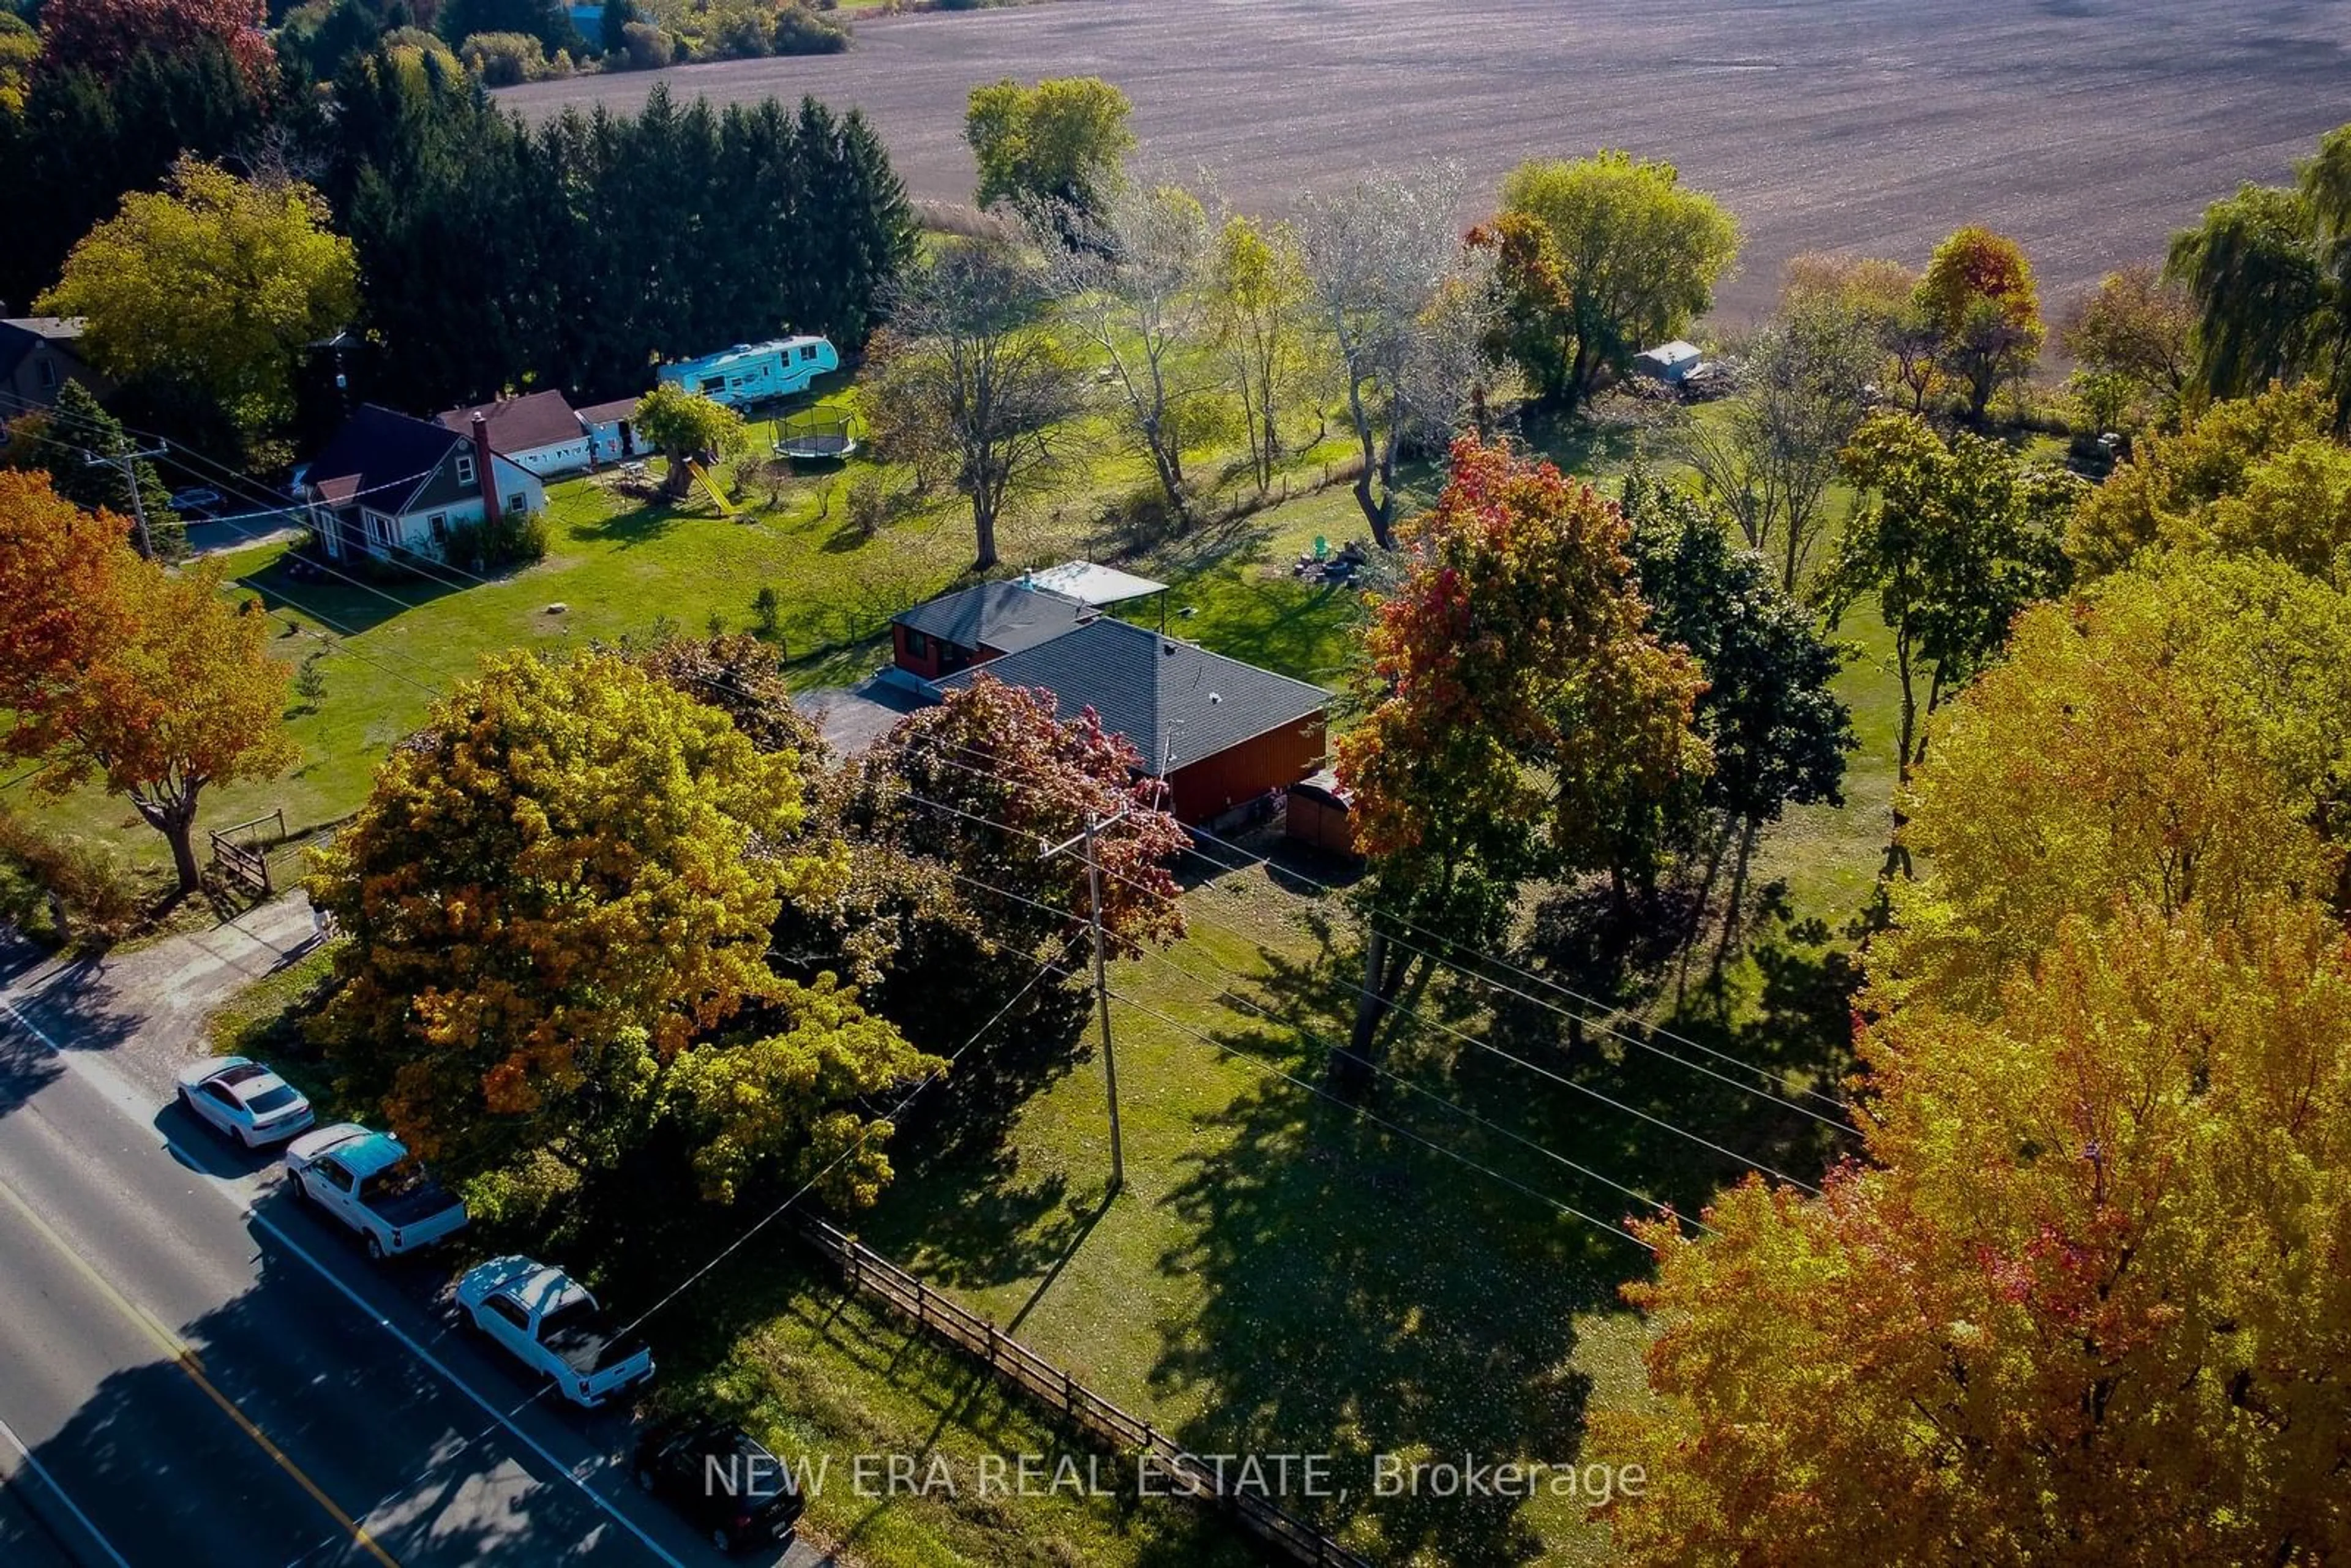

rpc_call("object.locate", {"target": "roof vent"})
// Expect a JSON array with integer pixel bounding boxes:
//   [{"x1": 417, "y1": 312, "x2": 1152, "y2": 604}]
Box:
[{"x1": 1208, "y1": 692, "x2": 1223, "y2": 704}]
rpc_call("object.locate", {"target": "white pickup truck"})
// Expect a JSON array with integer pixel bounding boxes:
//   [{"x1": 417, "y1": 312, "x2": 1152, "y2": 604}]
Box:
[
  {"x1": 457, "y1": 1256, "x2": 655, "y2": 1408},
  {"x1": 283, "y1": 1123, "x2": 470, "y2": 1259}
]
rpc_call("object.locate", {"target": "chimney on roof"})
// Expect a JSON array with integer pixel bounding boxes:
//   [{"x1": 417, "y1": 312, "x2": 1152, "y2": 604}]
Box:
[{"x1": 470, "y1": 411, "x2": 500, "y2": 519}]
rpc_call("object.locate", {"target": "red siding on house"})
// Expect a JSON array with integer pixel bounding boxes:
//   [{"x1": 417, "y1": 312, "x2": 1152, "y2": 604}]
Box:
[
  {"x1": 892, "y1": 625, "x2": 1011, "y2": 682},
  {"x1": 893, "y1": 623, "x2": 945, "y2": 680},
  {"x1": 1164, "y1": 711, "x2": 1327, "y2": 824}
]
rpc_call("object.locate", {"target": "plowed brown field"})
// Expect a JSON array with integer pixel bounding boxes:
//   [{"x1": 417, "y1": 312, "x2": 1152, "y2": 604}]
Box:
[{"x1": 504, "y1": 0, "x2": 2351, "y2": 318}]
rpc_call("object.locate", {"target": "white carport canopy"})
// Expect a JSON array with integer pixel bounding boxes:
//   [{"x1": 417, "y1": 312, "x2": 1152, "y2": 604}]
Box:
[{"x1": 1023, "y1": 560, "x2": 1168, "y2": 607}]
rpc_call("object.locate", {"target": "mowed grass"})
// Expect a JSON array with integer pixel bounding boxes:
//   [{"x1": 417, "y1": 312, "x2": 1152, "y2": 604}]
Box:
[
  {"x1": 154, "y1": 375, "x2": 1907, "y2": 1566},
  {"x1": 831, "y1": 401, "x2": 1900, "y2": 1567},
  {"x1": 29, "y1": 402, "x2": 1383, "y2": 876},
  {"x1": 850, "y1": 859, "x2": 1715, "y2": 1567}
]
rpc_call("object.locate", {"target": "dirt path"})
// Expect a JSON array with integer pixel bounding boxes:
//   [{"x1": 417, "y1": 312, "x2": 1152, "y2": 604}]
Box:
[{"x1": 0, "y1": 894, "x2": 320, "y2": 1098}]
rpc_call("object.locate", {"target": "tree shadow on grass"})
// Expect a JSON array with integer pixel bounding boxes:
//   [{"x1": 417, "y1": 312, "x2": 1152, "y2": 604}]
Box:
[
  {"x1": 1150, "y1": 1059, "x2": 1616, "y2": 1567},
  {"x1": 1138, "y1": 869, "x2": 1869, "y2": 1562},
  {"x1": 232, "y1": 552, "x2": 474, "y2": 636},
  {"x1": 566, "y1": 496, "x2": 695, "y2": 547}
]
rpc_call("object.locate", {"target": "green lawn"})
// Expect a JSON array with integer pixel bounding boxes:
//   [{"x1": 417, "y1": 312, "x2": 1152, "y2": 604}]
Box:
[{"x1": 148, "y1": 376, "x2": 1914, "y2": 1567}]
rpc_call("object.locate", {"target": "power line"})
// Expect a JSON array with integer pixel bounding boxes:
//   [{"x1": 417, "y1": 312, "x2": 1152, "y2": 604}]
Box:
[
  {"x1": 1089, "y1": 972, "x2": 1657, "y2": 1253},
  {"x1": 891, "y1": 792, "x2": 1801, "y2": 1207},
  {"x1": 894, "y1": 741, "x2": 1856, "y2": 1145},
  {"x1": 1125, "y1": 936, "x2": 1709, "y2": 1235},
  {"x1": 1187, "y1": 814, "x2": 1861, "y2": 1117},
  {"x1": 285, "y1": 931, "x2": 1083, "y2": 1567}
]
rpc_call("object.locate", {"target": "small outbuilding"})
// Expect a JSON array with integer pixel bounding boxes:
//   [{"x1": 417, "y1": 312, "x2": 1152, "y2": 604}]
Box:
[
  {"x1": 1284, "y1": 770, "x2": 1357, "y2": 858},
  {"x1": 577, "y1": 396, "x2": 644, "y2": 465},
  {"x1": 1632, "y1": 340, "x2": 1705, "y2": 385}
]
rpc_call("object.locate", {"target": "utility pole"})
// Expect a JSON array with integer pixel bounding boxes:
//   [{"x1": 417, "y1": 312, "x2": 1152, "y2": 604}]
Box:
[
  {"x1": 84, "y1": 441, "x2": 168, "y2": 559},
  {"x1": 1042, "y1": 806, "x2": 1133, "y2": 1194}
]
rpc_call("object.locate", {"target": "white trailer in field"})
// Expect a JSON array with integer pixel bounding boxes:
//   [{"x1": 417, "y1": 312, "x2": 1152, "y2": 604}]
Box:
[{"x1": 657, "y1": 336, "x2": 840, "y2": 410}]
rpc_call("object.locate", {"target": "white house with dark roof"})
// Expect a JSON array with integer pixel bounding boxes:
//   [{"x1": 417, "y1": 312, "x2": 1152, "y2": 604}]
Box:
[
  {"x1": 433, "y1": 389, "x2": 593, "y2": 478},
  {"x1": 301, "y1": 404, "x2": 546, "y2": 563}
]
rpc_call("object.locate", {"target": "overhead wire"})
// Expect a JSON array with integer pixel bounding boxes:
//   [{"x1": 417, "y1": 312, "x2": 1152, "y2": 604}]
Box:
[{"x1": 894, "y1": 740, "x2": 1858, "y2": 1140}]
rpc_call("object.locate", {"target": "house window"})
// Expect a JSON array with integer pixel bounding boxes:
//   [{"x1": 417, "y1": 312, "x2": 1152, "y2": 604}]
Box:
[
  {"x1": 37, "y1": 358, "x2": 57, "y2": 389},
  {"x1": 366, "y1": 511, "x2": 396, "y2": 547},
  {"x1": 455, "y1": 451, "x2": 476, "y2": 487},
  {"x1": 904, "y1": 629, "x2": 929, "y2": 659},
  {"x1": 508, "y1": 493, "x2": 528, "y2": 514},
  {"x1": 427, "y1": 514, "x2": 448, "y2": 543}
]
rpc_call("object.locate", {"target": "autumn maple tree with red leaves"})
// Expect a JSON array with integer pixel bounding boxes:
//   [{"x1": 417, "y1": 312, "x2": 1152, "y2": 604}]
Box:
[
  {"x1": 1333, "y1": 435, "x2": 1708, "y2": 1078},
  {"x1": 37, "y1": 0, "x2": 274, "y2": 88},
  {"x1": 858, "y1": 673, "x2": 1189, "y2": 960}
]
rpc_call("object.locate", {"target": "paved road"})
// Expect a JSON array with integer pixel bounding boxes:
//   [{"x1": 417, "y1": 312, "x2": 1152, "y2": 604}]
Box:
[
  {"x1": 500, "y1": 0, "x2": 2351, "y2": 320},
  {"x1": 0, "y1": 910, "x2": 833, "y2": 1568}
]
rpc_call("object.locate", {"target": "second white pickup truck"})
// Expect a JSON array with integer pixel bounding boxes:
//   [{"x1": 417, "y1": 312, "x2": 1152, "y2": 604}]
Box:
[
  {"x1": 457, "y1": 1256, "x2": 655, "y2": 1408},
  {"x1": 283, "y1": 1123, "x2": 470, "y2": 1258}
]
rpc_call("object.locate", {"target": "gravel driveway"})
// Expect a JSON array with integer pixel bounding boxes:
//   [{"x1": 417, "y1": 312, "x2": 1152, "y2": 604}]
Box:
[{"x1": 797, "y1": 677, "x2": 927, "y2": 754}]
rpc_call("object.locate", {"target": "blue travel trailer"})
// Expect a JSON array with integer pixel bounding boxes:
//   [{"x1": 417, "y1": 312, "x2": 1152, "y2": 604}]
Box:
[{"x1": 657, "y1": 336, "x2": 841, "y2": 410}]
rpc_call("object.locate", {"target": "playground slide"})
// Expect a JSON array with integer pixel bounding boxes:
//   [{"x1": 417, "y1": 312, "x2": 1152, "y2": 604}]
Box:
[{"x1": 684, "y1": 458, "x2": 738, "y2": 517}]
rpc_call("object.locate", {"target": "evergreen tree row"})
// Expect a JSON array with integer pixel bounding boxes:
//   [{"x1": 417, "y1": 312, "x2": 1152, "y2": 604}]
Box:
[
  {"x1": 0, "y1": 38, "x2": 282, "y2": 313},
  {"x1": 330, "y1": 56, "x2": 916, "y2": 410},
  {"x1": 1, "y1": 32, "x2": 915, "y2": 419}
]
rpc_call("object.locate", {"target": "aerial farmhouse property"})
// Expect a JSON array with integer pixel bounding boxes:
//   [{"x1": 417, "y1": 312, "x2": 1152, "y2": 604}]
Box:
[
  {"x1": 301, "y1": 404, "x2": 546, "y2": 564},
  {"x1": 891, "y1": 574, "x2": 1329, "y2": 827}
]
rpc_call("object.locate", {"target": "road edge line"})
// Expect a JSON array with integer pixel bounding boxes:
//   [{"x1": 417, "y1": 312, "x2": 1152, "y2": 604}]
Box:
[
  {"x1": 0, "y1": 1406, "x2": 135, "y2": 1568},
  {"x1": 239, "y1": 1204, "x2": 688, "y2": 1568}
]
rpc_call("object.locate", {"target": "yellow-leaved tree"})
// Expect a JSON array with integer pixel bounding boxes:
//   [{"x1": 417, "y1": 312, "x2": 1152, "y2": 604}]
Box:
[
  {"x1": 0, "y1": 470, "x2": 294, "y2": 892},
  {"x1": 1878, "y1": 550, "x2": 2351, "y2": 1016},
  {"x1": 307, "y1": 651, "x2": 941, "y2": 1212},
  {"x1": 36, "y1": 157, "x2": 358, "y2": 447},
  {"x1": 1602, "y1": 898, "x2": 2351, "y2": 1566},
  {"x1": 2066, "y1": 382, "x2": 2351, "y2": 578},
  {"x1": 1597, "y1": 549, "x2": 2351, "y2": 1565}
]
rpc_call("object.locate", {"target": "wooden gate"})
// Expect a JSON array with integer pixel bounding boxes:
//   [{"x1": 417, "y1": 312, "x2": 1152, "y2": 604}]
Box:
[{"x1": 209, "y1": 809, "x2": 285, "y2": 896}]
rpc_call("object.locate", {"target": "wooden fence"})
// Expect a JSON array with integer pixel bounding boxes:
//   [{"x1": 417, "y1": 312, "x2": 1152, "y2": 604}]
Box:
[
  {"x1": 209, "y1": 808, "x2": 286, "y2": 896},
  {"x1": 792, "y1": 1214, "x2": 1371, "y2": 1568}
]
